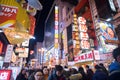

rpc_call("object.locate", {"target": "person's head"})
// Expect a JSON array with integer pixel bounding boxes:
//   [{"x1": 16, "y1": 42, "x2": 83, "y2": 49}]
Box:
[
  {"x1": 78, "y1": 66, "x2": 84, "y2": 72},
  {"x1": 106, "y1": 27, "x2": 115, "y2": 39},
  {"x1": 34, "y1": 70, "x2": 44, "y2": 80},
  {"x1": 20, "y1": 69, "x2": 26, "y2": 75},
  {"x1": 86, "y1": 65, "x2": 90, "y2": 70},
  {"x1": 112, "y1": 47, "x2": 120, "y2": 62},
  {"x1": 95, "y1": 65, "x2": 101, "y2": 70},
  {"x1": 55, "y1": 65, "x2": 63, "y2": 77},
  {"x1": 99, "y1": 63, "x2": 104, "y2": 67},
  {"x1": 43, "y1": 67, "x2": 49, "y2": 75}
]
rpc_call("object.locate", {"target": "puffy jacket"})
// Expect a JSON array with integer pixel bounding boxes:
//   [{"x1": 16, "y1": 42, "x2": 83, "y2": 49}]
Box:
[
  {"x1": 48, "y1": 70, "x2": 66, "y2": 80},
  {"x1": 109, "y1": 61, "x2": 120, "y2": 80},
  {"x1": 69, "y1": 73, "x2": 82, "y2": 80}
]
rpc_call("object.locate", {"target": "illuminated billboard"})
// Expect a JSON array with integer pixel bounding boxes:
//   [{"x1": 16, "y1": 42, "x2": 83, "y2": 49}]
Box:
[
  {"x1": 99, "y1": 21, "x2": 118, "y2": 40},
  {"x1": 78, "y1": 17, "x2": 90, "y2": 49},
  {"x1": 98, "y1": 20, "x2": 118, "y2": 53}
]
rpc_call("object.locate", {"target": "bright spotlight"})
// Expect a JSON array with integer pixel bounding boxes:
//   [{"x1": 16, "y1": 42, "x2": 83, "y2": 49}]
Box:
[{"x1": 99, "y1": 48, "x2": 103, "y2": 52}]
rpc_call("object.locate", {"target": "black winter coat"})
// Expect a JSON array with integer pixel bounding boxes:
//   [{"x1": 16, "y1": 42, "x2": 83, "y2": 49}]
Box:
[
  {"x1": 92, "y1": 69, "x2": 108, "y2": 80},
  {"x1": 16, "y1": 74, "x2": 28, "y2": 80},
  {"x1": 109, "y1": 70, "x2": 120, "y2": 80}
]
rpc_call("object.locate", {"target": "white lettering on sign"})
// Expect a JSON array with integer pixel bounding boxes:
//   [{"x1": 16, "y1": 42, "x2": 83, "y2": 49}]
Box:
[
  {"x1": 2, "y1": 5, "x2": 17, "y2": 13},
  {"x1": 0, "y1": 72, "x2": 8, "y2": 79},
  {"x1": 80, "y1": 32, "x2": 89, "y2": 40},
  {"x1": 74, "y1": 51, "x2": 94, "y2": 62},
  {"x1": 78, "y1": 17, "x2": 86, "y2": 24},
  {"x1": 79, "y1": 24, "x2": 88, "y2": 32},
  {"x1": 81, "y1": 40, "x2": 90, "y2": 49},
  {"x1": 4, "y1": 45, "x2": 13, "y2": 62}
]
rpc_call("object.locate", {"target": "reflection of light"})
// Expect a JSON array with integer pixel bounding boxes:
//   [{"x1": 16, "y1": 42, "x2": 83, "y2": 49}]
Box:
[
  {"x1": 99, "y1": 48, "x2": 103, "y2": 52},
  {"x1": 30, "y1": 36, "x2": 35, "y2": 39},
  {"x1": 106, "y1": 18, "x2": 112, "y2": 22},
  {"x1": 14, "y1": 35, "x2": 21, "y2": 38},
  {"x1": 0, "y1": 30, "x2": 3, "y2": 33}
]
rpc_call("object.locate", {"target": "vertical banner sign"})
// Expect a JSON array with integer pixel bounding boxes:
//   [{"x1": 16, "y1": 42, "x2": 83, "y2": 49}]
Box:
[
  {"x1": 72, "y1": 14, "x2": 80, "y2": 57},
  {"x1": 88, "y1": 0, "x2": 101, "y2": 49},
  {"x1": 78, "y1": 17, "x2": 90, "y2": 49},
  {"x1": 4, "y1": 45, "x2": 13, "y2": 63},
  {"x1": 0, "y1": 70, "x2": 12, "y2": 80},
  {"x1": 54, "y1": 6, "x2": 59, "y2": 61},
  {"x1": 0, "y1": 41, "x2": 3, "y2": 54},
  {"x1": 0, "y1": 4, "x2": 18, "y2": 28}
]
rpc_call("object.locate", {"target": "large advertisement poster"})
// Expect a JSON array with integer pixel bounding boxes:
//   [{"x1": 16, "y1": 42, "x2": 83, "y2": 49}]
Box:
[
  {"x1": 99, "y1": 21, "x2": 118, "y2": 40},
  {"x1": 98, "y1": 20, "x2": 118, "y2": 53},
  {"x1": 0, "y1": 4, "x2": 18, "y2": 28}
]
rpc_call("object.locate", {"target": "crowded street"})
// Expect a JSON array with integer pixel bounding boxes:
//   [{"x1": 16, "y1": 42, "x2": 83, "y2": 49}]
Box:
[{"x1": 0, "y1": 0, "x2": 120, "y2": 80}]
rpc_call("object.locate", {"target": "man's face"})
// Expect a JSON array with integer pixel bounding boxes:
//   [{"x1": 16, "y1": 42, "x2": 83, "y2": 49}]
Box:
[{"x1": 56, "y1": 70, "x2": 63, "y2": 77}]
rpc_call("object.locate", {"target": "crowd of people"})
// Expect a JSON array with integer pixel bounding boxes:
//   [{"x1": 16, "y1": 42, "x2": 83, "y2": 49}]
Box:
[{"x1": 16, "y1": 47, "x2": 120, "y2": 80}]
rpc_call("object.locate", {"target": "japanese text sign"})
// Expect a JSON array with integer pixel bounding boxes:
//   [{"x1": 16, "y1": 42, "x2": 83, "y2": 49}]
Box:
[
  {"x1": 0, "y1": 4, "x2": 18, "y2": 28},
  {"x1": 0, "y1": 70, "x2": 12, "y2": 80}
]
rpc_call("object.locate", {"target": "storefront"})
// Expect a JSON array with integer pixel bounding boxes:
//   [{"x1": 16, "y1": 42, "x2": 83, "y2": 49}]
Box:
[{"x1": 74, "y1": 50, "x2": 100, "y2": 67}]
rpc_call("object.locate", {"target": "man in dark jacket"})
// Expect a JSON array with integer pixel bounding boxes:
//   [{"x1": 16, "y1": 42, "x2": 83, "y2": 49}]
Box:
[
  {"x1": 16, "y1": 69, "x2": 28, "y2": 80},
  {"x1": 93, "y1": 65, "x2": 108, "y2": 80},
  {"x1": 48, "y1": 65, "x2": 66, "y2": 80},
  {"x1": 109, "y1": 47, "x2": 120, "y2": 80},
  {"x1": 85, "y1": 65, "x2": 94, "y2": 80}
]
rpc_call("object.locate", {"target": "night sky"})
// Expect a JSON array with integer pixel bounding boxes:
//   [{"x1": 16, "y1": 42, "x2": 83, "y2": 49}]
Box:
[
  {"x1": 34, "y1": 0, "x2": 55, "y2": 42},
  {"x1": 29, "y1": 0, "x2": 54, "y2": 50}
]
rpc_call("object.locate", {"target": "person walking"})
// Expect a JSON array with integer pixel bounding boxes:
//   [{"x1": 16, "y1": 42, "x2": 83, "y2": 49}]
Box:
[
  {"x1": 78, "y1": 66, "x2": 87, "y2": 80},
  {"x1": 85, "y1": 65, "x2": 94, "y2": 80},
  {"x1": 48, "y1": 65, "x2": 66, "y2": 80},
  {"x1": 99, "y1": 63, "x2": 109, "y2": 76},
  {"x1": 34, "y1": 70, "x2": 44, "y2": 80},
  {"x1": 109, "y1": 47, "x2": 120, "y2": 80},
  {"x1": 43, "y1": 67, "x2": 49, "y2": 80},
  {"x1": 16, "y1": 69, "x2": 28, "y2": 80},
  {"x1": 92, "y1": 65, "x2": 108, "y2": 80}
]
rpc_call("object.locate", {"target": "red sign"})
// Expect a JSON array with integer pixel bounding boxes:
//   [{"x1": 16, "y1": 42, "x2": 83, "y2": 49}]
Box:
[
  {"x1": 0, "y1": 70, "x2": 12, "y2": 80},
  {"x1": 80, "y1": 32, "x2": 89, "y2": 40},
  {"x1": 0, "y1": 41, "x2": 3, "y2": 54},
  {"x1": 15, "y1": 47, "x2": 25, "y2": 53},
  {"x1": 79, "y1": 24, "x2": 87, "y2": 32},
  {"x1": 74, "y1": 51, "x2": 93, "y2": 62},
  {"x1": 29, "y1": 15, "x2": 36, "y2": 36},
  {"x1": 78, "y1": 17, "x2": 86, "y2": 24},
  {"x1": 0, "y1": 5, "x2": 18, "y2": 28},
  {"x1": 81, "y1": 40, "x2": 90, "y2": 49}
]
